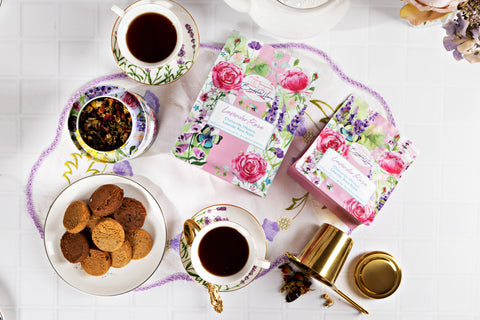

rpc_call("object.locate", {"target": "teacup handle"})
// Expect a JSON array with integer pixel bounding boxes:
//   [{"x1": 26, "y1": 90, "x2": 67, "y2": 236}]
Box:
[
  {"x1": 254, "y1": 258, "x2": 271, "y2": 270},
  {"x1": 111, "y1": 5, "x2": 126, "y2": 17}
]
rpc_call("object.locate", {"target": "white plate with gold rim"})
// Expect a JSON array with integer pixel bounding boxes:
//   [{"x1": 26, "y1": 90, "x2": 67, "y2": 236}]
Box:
[
  {"x1": 179, "y1": 204, "x2": 268, "y2": 292},
  {"x1": 44, "y1": 174, "x2": 167, "y2": 296}
]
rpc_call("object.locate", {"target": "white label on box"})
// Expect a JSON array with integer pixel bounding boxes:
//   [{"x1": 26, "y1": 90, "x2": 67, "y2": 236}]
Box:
[
  {"x1": 208, "y1": 100, "x2": 275, "y2": 150},
  {"x1": 317, "y1": 148, "x2": 376, "y2": 205}
]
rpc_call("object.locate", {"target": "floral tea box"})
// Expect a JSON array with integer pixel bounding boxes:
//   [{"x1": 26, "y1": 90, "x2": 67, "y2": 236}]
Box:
[
  {"x1": 172, "y1": 33, "x2": 318, "y2": 197},
  {"x1": 288, "y1": 95, "x2": 417, "y2": 227}
]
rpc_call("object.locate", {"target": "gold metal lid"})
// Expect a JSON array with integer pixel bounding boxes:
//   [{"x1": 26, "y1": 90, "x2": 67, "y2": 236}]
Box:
[{"x1": 354, "y1": 251, "x2": 402, "y2": 299}]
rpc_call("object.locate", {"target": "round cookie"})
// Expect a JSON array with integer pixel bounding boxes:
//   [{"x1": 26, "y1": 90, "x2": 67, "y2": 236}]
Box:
[
  {"x1": 86, "y1": 215, "x2": 102, "y2": 232},
  {"x1": 63, "y1": 200, "x2": 91, "y2": 233},
  {"x1": 111, "y1": 241, "x2": 133, "y2": 268},
  {"x1": 81, "y1": 249, "x2": 111, "y2": 276},
  {"x1": 113, "y1": 197, "x2": 147, "y2": 232},
  {"x1": 126, "y1": 229, "x2": 153, "y2": 260},
  {"x1": 89, "y1": 184, "x2": 124, "y2": 217},
  {"x1": 91, "y1": 218, "x2": 125, "y2": 252},
  {"x1": 60, "y1": 232, "x2": 90, "y2": 263}
]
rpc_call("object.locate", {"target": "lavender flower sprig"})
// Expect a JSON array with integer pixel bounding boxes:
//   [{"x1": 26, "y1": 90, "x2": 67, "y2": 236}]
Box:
[
  {"x1": 264, "y1": 96, "x2": 279, "y2": 124},
  {"x1": 286, "y1": 105, "x2": 307, "y2": 135},
  {"x1": 277, "y1": 104, "x2": 287, "y2": 132}
]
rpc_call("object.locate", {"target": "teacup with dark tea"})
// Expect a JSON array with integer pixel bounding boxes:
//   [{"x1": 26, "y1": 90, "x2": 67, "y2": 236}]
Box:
[
  {"x1": 190, "y1": 220, "x2": 270, "y2": 285},
  {"x1": 112, "y1": 1, "x2": 183, "y2": 68}
]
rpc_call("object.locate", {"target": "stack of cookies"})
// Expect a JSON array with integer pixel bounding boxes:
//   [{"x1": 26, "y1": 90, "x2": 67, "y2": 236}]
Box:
[{"x1": 60, "y1": 184, "x2": 153, "y2": 276}]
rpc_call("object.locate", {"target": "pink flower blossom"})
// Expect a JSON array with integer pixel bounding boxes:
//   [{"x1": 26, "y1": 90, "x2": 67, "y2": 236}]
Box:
[
  {"x1": 316, "y1": 127, "x2": 349, "y2": 156},
  {"x1": 344, "y1": 198, "x2": 376, "y2": 225},
  {"x1": 280, "y1": 69, "x2": 309, "y2": 92},
  {"x1": 377, "y1": 151, "x2": 406, "y2": 175},
  {"x1": 232, "y1": 152, "x2": 267, "y2": 183},
  {"x1": 212, "y1": 61, "x2": 244, "y2": 91},
  {"x1": 121, "y1": 92, "x2": 139, "y2": 109}
]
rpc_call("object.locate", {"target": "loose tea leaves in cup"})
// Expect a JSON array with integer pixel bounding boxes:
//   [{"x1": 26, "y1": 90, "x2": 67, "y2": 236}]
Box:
[{"x1": 78, "y1": 97, "x2": 132, "y2": 151}]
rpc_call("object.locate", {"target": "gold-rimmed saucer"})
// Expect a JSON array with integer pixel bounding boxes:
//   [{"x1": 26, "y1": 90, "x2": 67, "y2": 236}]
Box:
[{"x1": 111, "y1": 0, "x2": 200, "y2": 85}]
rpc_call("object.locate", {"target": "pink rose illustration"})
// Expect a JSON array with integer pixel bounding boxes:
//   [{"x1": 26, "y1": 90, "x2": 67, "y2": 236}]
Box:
[
  {"x1": 232, "y1": 152, "x2": 267, "y2": 183},
  {"x1": 280, "y1": 69, "x2": 309, "y2": 92},
  {"x1": 344, "y1": 198, "x2": 375, "y2": 225},
  {"x1": 121, "y1": 92, "x2": 139, "y2": 109},
  {"x1": 316, "y1": 127, "x2": 349, "y2": 156},
  {"x1": 212, "y1": 61, "x2": 244, "y2": 91},
  {"x1": 377, "y1": 151, "x2": 406, "y2": 175}
]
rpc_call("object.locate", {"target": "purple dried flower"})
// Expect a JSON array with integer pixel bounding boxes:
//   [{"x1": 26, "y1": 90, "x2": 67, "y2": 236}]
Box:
[{"x1": 248, "y1": 41, "x2": 262, "y2": 50}]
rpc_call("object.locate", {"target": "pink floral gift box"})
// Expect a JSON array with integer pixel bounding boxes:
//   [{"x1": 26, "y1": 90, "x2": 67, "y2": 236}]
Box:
[
  {"x1": 288, "y1": 95, "x2": 418, "y2": 228},
  {"x1": 172, "y1": 33, "x2": 318, "y2": 197}
]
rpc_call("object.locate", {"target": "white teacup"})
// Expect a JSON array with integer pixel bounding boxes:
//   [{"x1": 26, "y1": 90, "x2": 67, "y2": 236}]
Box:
[
  {"x1": 190, "y1": 220, "x2": 270, "y2": 286},
  {"x1": 111, "y1": 1, "x2": 183, "y2": 68}
]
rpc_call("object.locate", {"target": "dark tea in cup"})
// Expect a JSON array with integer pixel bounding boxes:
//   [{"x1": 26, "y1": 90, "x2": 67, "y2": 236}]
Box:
[
  {"x1": 126, "y1": 12, "x2": 177, "y2": 64},
  {"x1": 198, "y1": 226, "x2": 249, "y2": 276},
  {"x1": 190, "y1": 220, "x2": 270, "y2": 285}
]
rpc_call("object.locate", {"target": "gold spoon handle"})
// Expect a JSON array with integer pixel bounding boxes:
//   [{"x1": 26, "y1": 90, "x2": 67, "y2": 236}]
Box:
[
  {"x1": 332, "y1": 286, "x2": 368, "y2": 315},
  {"x1": 207, "y1": 283, "x2": 223, "y2": 313}
]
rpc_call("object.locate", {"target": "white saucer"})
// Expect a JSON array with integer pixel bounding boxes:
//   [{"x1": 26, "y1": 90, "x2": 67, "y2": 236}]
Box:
[
  {"x1": 179, "y1": 204, "x2": 268, "y2": 292},
  {"x1": 111, "y1": 0, "x2": 200, "y2": 85},
  {"x1": 44, "y1": 174, "x2": 167, "y2": 296},
  {"x1": 223, "y1": 0, "x2": 350, "y2": 39}
]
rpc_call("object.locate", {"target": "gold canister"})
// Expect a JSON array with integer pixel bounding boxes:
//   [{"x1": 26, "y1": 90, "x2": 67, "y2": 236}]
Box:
[
  {"x1": 286, "y1": 223, "x2": 368, "y2": 315},
  {"x1": 287, "y1": 223, "x2": 353, "y2": 285}
]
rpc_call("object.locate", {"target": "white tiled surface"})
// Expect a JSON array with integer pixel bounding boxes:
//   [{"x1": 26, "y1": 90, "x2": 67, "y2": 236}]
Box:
[{"x1": 1, "y1": 0, "x2": 480, "y2": 319}]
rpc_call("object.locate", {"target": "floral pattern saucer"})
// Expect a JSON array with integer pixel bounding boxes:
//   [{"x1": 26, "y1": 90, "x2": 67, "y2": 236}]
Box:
[
  {"x1": 111, "y1": 0, "x2": 200, "y2": 85},
  {"x1": 179, "y1": 204, "x2": 268, "y2": 292}
]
